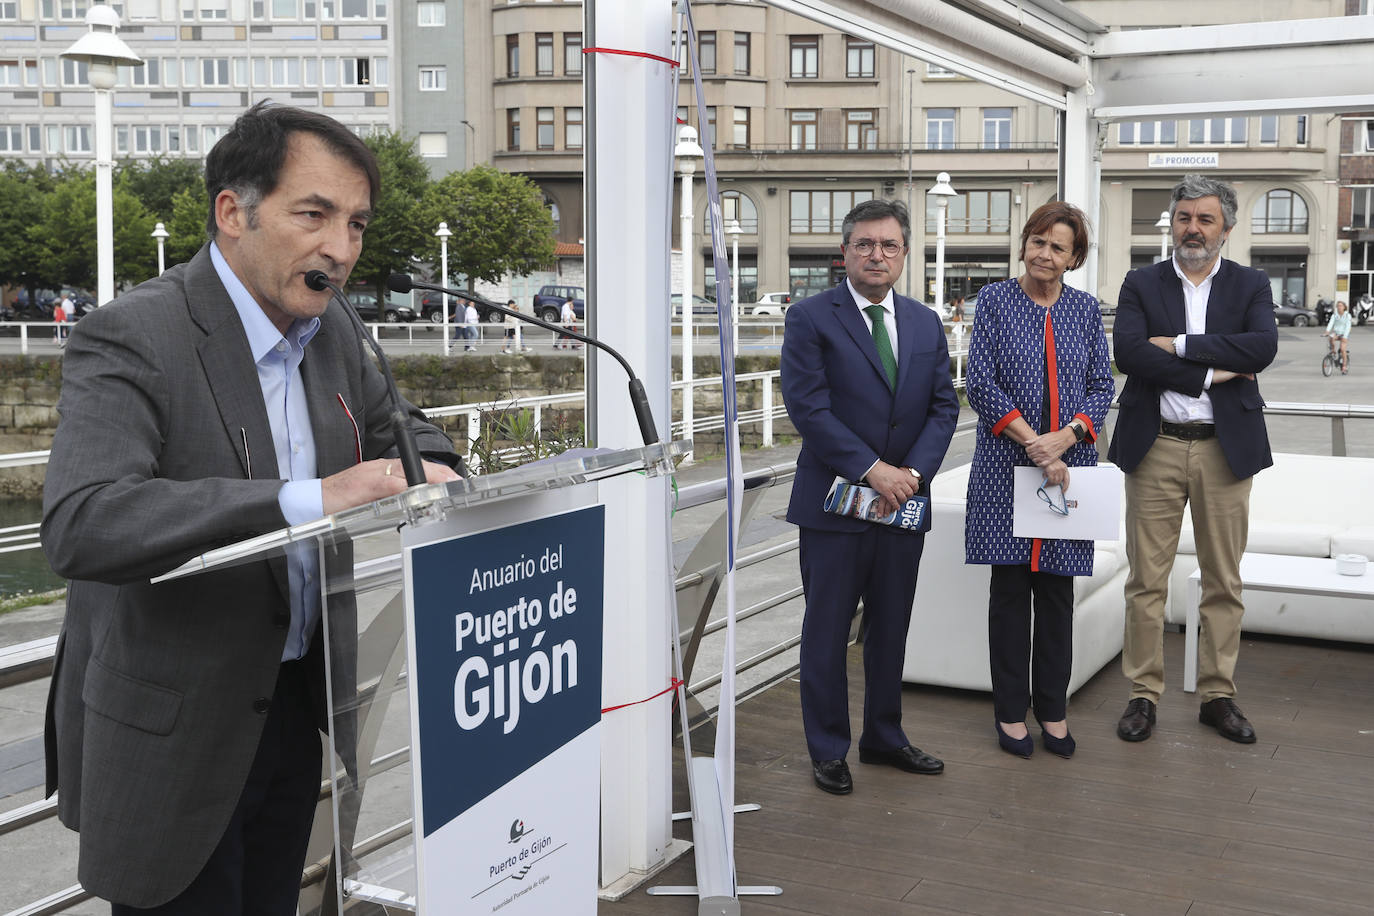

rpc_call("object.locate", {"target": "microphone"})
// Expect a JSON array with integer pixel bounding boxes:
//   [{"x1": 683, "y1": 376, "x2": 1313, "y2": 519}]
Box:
[
  {"x1": 388, "y1": 273, "x2": 660, "y2": 446},
  {"x1": 304, "y1": 270, "x2": 427, "y2": 486}
]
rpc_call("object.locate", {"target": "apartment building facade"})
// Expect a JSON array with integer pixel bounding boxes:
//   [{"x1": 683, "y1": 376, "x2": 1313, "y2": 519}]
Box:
[{"x1": 467, "y1": 0, "x2": 1344, "y2": 307}]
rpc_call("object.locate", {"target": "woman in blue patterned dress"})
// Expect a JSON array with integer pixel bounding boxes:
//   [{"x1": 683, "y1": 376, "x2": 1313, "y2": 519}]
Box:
[{"x1": 965, "y1": 201, "x2": 1115, "y2": 758}]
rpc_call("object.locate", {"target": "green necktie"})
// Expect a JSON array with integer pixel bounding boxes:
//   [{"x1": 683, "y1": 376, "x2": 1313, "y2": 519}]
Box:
[{"x1": 864, "y1": 304, "x2": 897, "y2": 390}]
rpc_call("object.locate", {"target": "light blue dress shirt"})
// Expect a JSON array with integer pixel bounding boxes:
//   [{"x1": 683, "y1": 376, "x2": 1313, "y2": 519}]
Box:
[{"x1": 210, "y1": 242, "x2": 326, "y2": 662}]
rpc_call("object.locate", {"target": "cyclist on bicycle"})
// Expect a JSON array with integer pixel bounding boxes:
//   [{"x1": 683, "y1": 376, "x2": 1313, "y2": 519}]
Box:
[{"x1": 1325, "y1": 299, "x2": 1351, "y2": 374}]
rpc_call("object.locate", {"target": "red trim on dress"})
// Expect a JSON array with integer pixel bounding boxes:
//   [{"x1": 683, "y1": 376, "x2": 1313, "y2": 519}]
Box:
[
  {"x1": 991, "y1": 409, "x2": 1022, "y2": 438},
  {"x1": 1031, "y1": 313, "x2": 1061, "y2": 573}
]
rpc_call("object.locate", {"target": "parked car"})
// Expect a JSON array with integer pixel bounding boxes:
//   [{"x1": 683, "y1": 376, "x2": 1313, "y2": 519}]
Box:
[
  {"x1": 1273, "y1": 301, "x2": 1317, "y2": 327},
  {"x1": 747, "y1": 291, "x2": 793, "y2": 317},
  {"x1": 531, "y1": 284, "x2": 585, "y2": 323},
  {"x1": 346, "y1": 290, "x2": 415, "y2": 323},
  {"x1": 416, "y1": 290, "x2": 506, "y2": 324},
  {"x1": 8, "y1": 288, "x2": 59, "y2": 320},
  {"x1": 670, "y1": 293, "x2": 717, "y2": 317}
]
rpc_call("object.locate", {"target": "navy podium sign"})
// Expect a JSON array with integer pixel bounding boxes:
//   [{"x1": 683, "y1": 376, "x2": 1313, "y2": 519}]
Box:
[{"x1": 405, "y1": 504, "x2": 605, "y2": 913}]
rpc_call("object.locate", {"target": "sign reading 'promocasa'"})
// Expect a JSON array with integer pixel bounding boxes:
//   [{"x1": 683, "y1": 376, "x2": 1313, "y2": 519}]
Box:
[{"x1": 405, "y1": 505, "x2": 605, "y2": 914}]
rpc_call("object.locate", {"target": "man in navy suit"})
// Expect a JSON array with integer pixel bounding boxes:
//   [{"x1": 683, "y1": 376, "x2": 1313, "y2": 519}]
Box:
[
  {"x1": 1109, "y1": 175, "x2": 1278, "y2": 745},
  {"x1": 781, "y1": 199, "x2": 959, "y2": 795}
]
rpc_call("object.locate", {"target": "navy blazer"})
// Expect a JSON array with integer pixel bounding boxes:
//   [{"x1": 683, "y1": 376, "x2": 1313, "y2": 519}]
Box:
[
  {"x1": 781, "y1": 284, "x2": 960, "y2": 531},
  {"x1": 1108, "y1": 257, "x2": 1278, "y2": 480}
]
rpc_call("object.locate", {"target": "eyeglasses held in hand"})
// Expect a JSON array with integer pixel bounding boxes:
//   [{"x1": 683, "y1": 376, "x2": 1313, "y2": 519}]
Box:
[
  {"x1": 1037, "y1": 476, "x2": 1070, "y2": 516},
  {"x1": 849, "y1": 239, "x2": 905, "y2": 258}
]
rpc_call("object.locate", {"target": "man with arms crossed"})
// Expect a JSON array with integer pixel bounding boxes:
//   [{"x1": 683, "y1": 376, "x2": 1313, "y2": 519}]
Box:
[
  {"x1": 781, "y1": 199, "x2": 959, "y2": 795},
  {"x1": 1109, "y1": 174, "x2": 1278, "y2": 745},
  {"x1": 42, "y1": 102, "x2": 461, "y2": 913}
]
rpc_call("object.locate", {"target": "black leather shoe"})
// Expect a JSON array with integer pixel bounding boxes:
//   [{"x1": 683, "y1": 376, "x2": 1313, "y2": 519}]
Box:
[
  {"x1": 1199, "y1": 697, "x2": 1257, "y2": 744},
  {"x1": 1117, "y1": 698, "x2": 1156, "y2": 742},
  {"x1": 858, "y1": 744, "x2": 944, "y2": 774},
  {"x1": 811, "y1": 759, "x2": 853, "y2": 794}
]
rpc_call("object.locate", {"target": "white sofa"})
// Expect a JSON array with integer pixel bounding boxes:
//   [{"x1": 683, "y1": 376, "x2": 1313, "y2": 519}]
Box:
[{"x1": 901, "y1": 453, "x2": 1374, "y2": 694}]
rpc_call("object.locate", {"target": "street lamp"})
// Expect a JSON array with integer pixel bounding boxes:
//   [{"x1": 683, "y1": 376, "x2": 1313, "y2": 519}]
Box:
[
  {"x1": 927, "y1": 171, "x2": 957, "y2": 316},
  {"x1": 1155, "y1": 210, "x2": 1172, "y2": 263},
  {"x1": 726, "y1": 218, "x2": 743, "y2": 360},
  {"x1": 150, "y1": 221, "x2": 168, "y2": 275},
  {"x1": 61, "y1": 5, "x2": 142, "y2": 309},
  {"x1": 674, "y1": 125, "x2": 704, "y2": 462},
  {"x1": 435, "y1": 221, "x2": 452, "y2": 356},
  {"x1": 905, "y1": 67, "x2": 916, "y2": 298},
  {"x1": 460, "y1": 119, "x2": 476, "y2": 167}
]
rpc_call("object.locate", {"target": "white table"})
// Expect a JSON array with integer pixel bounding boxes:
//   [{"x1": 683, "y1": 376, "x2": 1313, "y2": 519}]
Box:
[{"x1": 1185, "y1": 552, "x2": 1374, "y2": 692}]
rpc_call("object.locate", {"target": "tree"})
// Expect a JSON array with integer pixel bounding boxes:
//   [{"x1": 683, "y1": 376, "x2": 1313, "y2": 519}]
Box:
[
  {"x1": 0, "y1": 162, "x2": 56, "y2": 299},
  {"x1": 165, "y1": 184, "x2": 210, "y2": 268},
  {"x1": 29, "y1": 169, "x2": 158, "y2": 293},
  {"x1": 350, "y1": 131, "x2": 432, "y2": 298},
  {"x1": 418, "y1": 164, "x2": 556, "y2": 287},
  {"x1": 117, "y1": 156, "x2": 204, "y2": 224}
]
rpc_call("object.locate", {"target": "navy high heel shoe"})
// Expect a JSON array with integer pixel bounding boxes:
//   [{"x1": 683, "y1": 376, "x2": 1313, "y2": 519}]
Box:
[
  {"x1": 1036, "y1": 718, "x2": 1076, "y2": 758},
  {"x1": 995, "y1": 720, "x2": 1033, "y2": 758}
]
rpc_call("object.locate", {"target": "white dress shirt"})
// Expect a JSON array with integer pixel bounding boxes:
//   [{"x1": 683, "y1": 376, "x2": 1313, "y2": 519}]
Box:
[{"x1": 1159, "y1": 254, "x2": 1222, "y2": 424}]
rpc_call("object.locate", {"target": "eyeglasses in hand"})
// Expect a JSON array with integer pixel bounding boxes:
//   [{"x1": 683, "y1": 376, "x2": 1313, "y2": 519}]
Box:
[
  {"x1": 1037, "y1": 475, "x2": 1070, "y2": 516},
  {"x1": 849, "y1": 239, "x2": 905, "y2": 259}
]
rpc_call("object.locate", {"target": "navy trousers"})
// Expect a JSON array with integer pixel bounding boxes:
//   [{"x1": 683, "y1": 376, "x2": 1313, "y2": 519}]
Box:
[
  {"x1": 111, "y1": 658, "x2": 323, "y2": 916},
  {"x1": 987, "y1": 563, "x2": 1074, "y2": 724},
  {"x1": 798, "y1": 524, "x2": 926, "y2": 762}
]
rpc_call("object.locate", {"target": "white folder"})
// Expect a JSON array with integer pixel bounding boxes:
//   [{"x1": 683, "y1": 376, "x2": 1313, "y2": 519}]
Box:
[{"x1": 1012, "y1": 464, "x2": 1123, "y2": 541}]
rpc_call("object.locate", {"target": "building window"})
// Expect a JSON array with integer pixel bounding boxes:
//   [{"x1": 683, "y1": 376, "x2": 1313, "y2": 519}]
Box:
[
  {"x1": 733, "y1": 32, "x2": 750, "y2": 75},
  {"x1": 271, "y1": 0, "x2": 297, "y2": 17},
  {"x1": 982, "y1": 108, "x2": 1011, "y2": 150},
  {"x1": 845, "y1": 110, "x2": 877, "y2": 150},
  {"x1": 535, "y1": 33, "x2": 553, "y2": 76},
  {"x1": 506, "y1": 35, "x2": 519, "y2": 78},
  {"x1": 134, "y1": 125, "x2": 163, "y2": 153},
  {"x1": 0, "y1": 125, "x2": 21, "y2": 151},
  {"x1": 1296, "y1": 114, "x2": 1308, "y2": 146},
  {"x1": 416, "y1": 0, "x2": 443, "y2": 26},
  {"x1": 0, "y1": 0, "x2": 16, "y2": 16},
  {"x1": 732, "y1": 107, "x2": 750, "y2": 149},
  {"x1": 705, "y1": 106, "x2": 717, "y2": 148},
  {"x1": 565, "y1": 107, "x2": 583, "y2": 150},
  {"x1": 790, "y1": 36, "x2": 818, "y2": 79},
  {"x1": 565, "y1": 32, "x2": 582, "y2": 76},
  {"x1": 1352, "y1": 187, "x2": 1373, "y2": 229},
  {"x1": 202, "y1": 57, "x2": 230, "y2": 86},
  {"x1": 789, "y1": 109, "x2": 817, "y2": 150},
  {"x1": 341, "y1": 57, "x2": 372, "y2": 86},
  {"x1": 419, "y1": 65, "x2": 445, "y2": 91},
  {"x1": 57, "y1": 0, "x2": 87, "y2": 18},
  {"x1": 0, "y1": 59, "x2": 20, "y2": 87},
  {"x1": 1119, "y1": 120, "x2": 1176, "y2": 146},
  {"x1": 1259, "y1": 115, "x2": 1278, "y2": 145},
  {"x1": 64, "y1": 124, "x2": 91, "y2": 153},
  {"x1": 927, "y1": 190, "x2": 1012, "y2": 234},
  {"x1": 845, "y1": 38, "x2": 874, "y2": 78},
  {"x1": 698, "y1": 31, "x2": 716, "y2": 75},
  {"x1": 507, "y1": 108, "x2": 520, "y2": 150},
  {"x1": 926, "y1": 108, "x2": 954, "y2": 150},
  {"x1": 1363, "y1": 119, "x2": 1374, "y2": 153},
  {"x1": 926, "y1": 62, "x2": 956, "y2": 78},
  {"x1": 722, "y1": 190, "x2": 758, "y2": 233},
  {"x1": 270, "y1": 57, "x2": 301, "y2": 87},
  {"x1": 536, "y1": 107, "x2": 554, "y2": 149},
  {"x1": 340, "y1": 0, "x2": 366, "y2": 18},
  {"x1": 127, "y1": 57, "x2": 163, "y2": 87},
  {"x1": 790, "y1": 189, "x2": 874, "y2": 233},
  {"x1": 418, "y1": 132, "x2": 447, "y2": 157},
  {"x1": 61, "y1": 58, "x2": 88, "y2": 87},
  {"x1": 1252, "y1": 189, "x2": 1308, "y2": 233},
  {"x1": 1189, "y1": 117, "x2": 1247, "y2": 146}
]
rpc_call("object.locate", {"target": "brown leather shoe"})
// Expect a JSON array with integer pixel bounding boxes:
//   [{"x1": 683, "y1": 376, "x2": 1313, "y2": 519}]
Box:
[
  {"x1": 1117, "y1": 697, "x2": 1156, "y2": 742},
  {"x1": 1199, "y1": 697, "x2": 1257, "y2": 744}
]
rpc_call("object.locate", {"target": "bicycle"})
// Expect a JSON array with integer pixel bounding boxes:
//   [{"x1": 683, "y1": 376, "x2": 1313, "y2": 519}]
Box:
[{"x1": 1321, "y1": 334, "x2": 1350, "y2": 377}]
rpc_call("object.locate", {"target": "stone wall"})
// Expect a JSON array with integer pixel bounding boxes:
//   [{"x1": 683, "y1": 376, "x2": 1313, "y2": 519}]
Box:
[{"x1": 0, "y1": 352, "x2": 794, "y2": 495}]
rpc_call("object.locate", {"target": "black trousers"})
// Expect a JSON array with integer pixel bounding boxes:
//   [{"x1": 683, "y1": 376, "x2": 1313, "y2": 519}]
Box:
[
  {"x1": 988, "y1": 564, "x2": 1074, "y2": 724},
  {"x1": 112, "y1": 658, "x2": 323, "y2": 916}
]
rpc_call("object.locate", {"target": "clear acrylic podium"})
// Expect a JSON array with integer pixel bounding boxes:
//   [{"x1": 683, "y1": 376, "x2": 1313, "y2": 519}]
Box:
[{"x1": 155, "y1": 442, "x2": 685, "y2": 914}]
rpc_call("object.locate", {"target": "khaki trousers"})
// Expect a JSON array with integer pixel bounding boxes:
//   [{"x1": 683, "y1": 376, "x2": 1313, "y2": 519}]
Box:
[{"x1": 1122, "y1": 433, "x2": 1251, "y2": 703}]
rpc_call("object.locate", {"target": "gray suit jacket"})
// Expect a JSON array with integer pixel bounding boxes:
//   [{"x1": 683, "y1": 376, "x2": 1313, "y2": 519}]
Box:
[{"x1": 41, "y1": 245, "x2": 457, "y2": 907}]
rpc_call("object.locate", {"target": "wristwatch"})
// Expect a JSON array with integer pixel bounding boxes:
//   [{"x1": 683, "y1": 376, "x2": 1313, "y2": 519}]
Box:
[
  {"x1": 1071, "y1": 422, "x2": 1088, "y2": 443},
  {"x1": 907, "y1": 467, "x2": 923, "y2": 488}
]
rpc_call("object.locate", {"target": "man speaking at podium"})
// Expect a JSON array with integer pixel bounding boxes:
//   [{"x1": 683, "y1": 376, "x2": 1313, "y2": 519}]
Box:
[{"x1": 41, "y1": 102, "x2": 460, "y2": 914}]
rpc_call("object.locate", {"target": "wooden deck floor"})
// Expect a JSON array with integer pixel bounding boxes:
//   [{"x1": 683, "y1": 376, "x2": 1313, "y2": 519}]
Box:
[{"x1": 599, "y1": 631, "x2": 1374, "y2": 916}]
